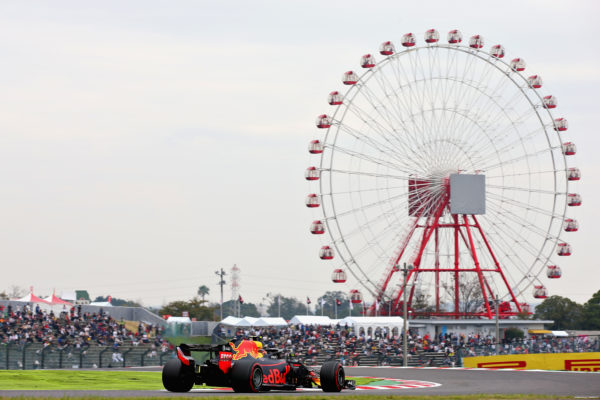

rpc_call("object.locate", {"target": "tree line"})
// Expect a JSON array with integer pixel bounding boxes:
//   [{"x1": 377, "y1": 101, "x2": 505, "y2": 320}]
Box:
[{"x1": 533, "y1": 291, "x2": 600, "y2": 330}]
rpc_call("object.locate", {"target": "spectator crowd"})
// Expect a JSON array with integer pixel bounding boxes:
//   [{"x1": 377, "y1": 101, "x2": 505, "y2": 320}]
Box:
[
  {"x1": 0, "y1": 304, "x2": 172, "y2": 356},
  {"x1": 224, "y1": 323, "x2": 600, "y2": 366}
]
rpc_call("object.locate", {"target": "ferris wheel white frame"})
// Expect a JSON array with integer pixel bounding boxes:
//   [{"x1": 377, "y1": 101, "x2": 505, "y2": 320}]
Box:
[{"x1": 306, "y1": 30, "x2": 580, "y2": 317}]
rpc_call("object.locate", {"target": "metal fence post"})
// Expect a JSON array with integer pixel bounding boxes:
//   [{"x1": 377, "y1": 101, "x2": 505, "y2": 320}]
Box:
[
  {"x1": 141, "y1": 349, "x2": 151, "y2": 367},
  {"x1": 22, "y1": 343, "x2": 31, "y2": 370},
  {"x1": 41, "y1": 346, "x2": 51, "y2": 369},
  {"x1": 99, "y1": 347, "x2": 110, "y2": 368},
  {"x1": 122, "y1": 348, "x2": 133, "y2": 368}
]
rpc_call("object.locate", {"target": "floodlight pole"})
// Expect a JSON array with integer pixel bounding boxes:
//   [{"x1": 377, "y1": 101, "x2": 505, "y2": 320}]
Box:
[
  {"x1": 495, "y1": 296, "x2": 500, "y2": 354},
  {"x1": 215, "y1": 268, "x2": 226, "y2": 321},
  {"x1": 402, "y1": 263, "x2": 413, "y2": 367}
]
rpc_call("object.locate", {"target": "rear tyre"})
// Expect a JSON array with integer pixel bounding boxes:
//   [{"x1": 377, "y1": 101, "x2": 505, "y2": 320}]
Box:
[
  {"x1": 230, "y1": 358, "x2": 263, "y2": 393},
  {"x1": 320, "y1": 361, "x2": 344, "y2": 392},
  {"x1": 162, "y1": 358, "x2": 194, "y2": 392}
]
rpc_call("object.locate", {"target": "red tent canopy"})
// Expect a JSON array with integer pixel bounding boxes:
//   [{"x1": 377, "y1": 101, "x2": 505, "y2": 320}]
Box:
[
  {"x1": 16, "y1": 292, "x2": 50, "y2": 304},
  {"x1": 44, "y1": 293, "x2": 73, "y2": 306}
]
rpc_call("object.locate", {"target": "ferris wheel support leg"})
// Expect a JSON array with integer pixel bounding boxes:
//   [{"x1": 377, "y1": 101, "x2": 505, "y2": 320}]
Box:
[
  {"x1": 471, "y1": 215, "x2": 523, "y2": 314},
  {"x1": 435, "y1": 228, "x2": 440, "y2": 313},
  {"x1": 463, "y1": 214, "x2": 493, "y2": 319},
  {"x1": 391, "y1": 197, "x2": 449, "y2": 314}
]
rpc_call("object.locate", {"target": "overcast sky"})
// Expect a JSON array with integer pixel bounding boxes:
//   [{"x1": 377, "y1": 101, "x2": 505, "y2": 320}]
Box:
[{"x1": 0, "y1": 1, "x2": 598, "y2": 308}]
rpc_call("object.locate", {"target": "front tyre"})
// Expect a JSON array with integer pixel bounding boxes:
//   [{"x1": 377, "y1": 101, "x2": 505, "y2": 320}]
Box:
[
  {"x1": 320, "y1": 360, "x2": 344, "y2": 392},
  {"x1": 230, "y1": 358, "x2": 263, "y2": 393},
  {"x1": 162, "y1": 358, "x2": 194, "y2": 392}
]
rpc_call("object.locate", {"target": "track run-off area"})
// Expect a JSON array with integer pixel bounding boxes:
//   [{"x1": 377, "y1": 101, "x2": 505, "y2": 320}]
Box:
[{"x1": 0, "y1": 366, "x2": 598, "y2": 397}]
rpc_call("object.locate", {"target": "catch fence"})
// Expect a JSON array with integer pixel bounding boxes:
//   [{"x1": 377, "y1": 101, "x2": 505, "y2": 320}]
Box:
[{"x1": 0, "y1": 343, "x2": 175, "y2": 370}]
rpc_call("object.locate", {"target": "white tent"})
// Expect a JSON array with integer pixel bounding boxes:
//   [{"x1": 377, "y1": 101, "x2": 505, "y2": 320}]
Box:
[
  {"x1": 289, "y1": 315, "x2": 333, "y2": 326},
  {"x1": 552, "y1": 330, "x2": 569, "y2": 337},
  {"x1": 339, "y1": 316, "x2": 406, "y2": 338},
  {"x1": 242, "y1": 316, "x2": 259, "y2": 326},
  {"x1": 89, "y1": 301, "x2": 113, "y2": 307},
  {"x1": 166, "y1": 316, "x2": 192, "y2": 324},
  {"x1": 220, "y1": 316, "x2": 242, "y2": 326},
  {"x1": 253, "y1": 317, "x2": 287, "y2": 327},
  {"x1": 220, "y1": 316, "x2": 253, "y2": 327}
]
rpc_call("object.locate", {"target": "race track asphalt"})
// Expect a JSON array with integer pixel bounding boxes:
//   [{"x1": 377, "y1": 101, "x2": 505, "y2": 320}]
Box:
[{"x1": 0, "y1": 366, "x2": 599, "y2": 397}]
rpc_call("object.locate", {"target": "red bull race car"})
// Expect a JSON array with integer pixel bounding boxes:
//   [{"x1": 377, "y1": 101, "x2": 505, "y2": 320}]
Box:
[{"x1": 162, "y1": 338, "x2": 356, "y2": 393}]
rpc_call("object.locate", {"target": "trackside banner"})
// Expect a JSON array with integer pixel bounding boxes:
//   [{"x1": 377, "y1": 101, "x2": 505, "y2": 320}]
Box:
[{"x1": 463, "y1": 352, "x2": 600, "y2": 371}]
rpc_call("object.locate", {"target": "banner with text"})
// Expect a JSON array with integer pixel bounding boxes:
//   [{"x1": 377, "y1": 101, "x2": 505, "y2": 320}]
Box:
[{"x1": 463, "y1": 352, "x2": 600, "y2": 372}]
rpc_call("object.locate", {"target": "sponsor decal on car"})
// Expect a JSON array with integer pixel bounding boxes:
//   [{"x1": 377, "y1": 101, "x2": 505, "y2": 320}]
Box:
[
  {"x1": 263, "y1": 365, "x2": 291, "y2": 385},
  {"x1": 229, "y1": 340, "x2": 264, "y2": 361}
]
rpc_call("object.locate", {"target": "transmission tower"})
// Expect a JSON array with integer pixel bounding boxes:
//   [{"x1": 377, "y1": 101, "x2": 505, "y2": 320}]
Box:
[{"x1": 230, "y1": 264, "x2": 241, "y2": 317}]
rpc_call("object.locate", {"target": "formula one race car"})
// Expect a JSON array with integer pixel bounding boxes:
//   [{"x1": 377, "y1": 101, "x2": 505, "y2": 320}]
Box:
[{"x1": 162, "y1": 338, "x2": 356, "y2": 393}]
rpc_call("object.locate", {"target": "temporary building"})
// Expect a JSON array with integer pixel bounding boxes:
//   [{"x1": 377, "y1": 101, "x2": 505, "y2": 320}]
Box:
[
  {"x1": 42, "y1": 292, "x2": 74, "y2": 314},
  {"x1": 289, "y1": 315, "x2": 334, "y2": 326}
]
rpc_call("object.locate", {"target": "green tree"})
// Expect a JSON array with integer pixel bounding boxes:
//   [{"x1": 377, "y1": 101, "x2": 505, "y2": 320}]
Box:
[
  {"x1": 266, "y1": 294, "x2": 306, "y2": 320},
  {"x1": 159, "y1": 297, "x2": 215, "y2": 321},
  {"x1": 504, "y1": 327, "x2": 525, "y2": 341},
  {"x1": 0, "y1": 291, "x2": 8, "y2": 300},
  {"x1": 314, "y1": 291, "x2": 350, "y2": 319},
  {"x1": 534, "y1": 295, "x2": 583, "y2": 330},
  {"x1": 197, "y1": 285, "x2": 210, "y2": 301},
  {"x1": 220, "y1": 299, "x2": 260, "y2": 318},
  {"x1": 93, "y1": 296, "x2": 141, "y2": 307},
  {"x1": 581, "y1": 290, "x2": 600, "y2": 330}
]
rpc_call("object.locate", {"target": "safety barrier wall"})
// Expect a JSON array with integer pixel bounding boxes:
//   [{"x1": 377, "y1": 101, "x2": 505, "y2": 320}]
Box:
[
  {"x1": 0, "y1": 343, "x2": 175, "y2": 370},
  {"x1": 463, "y1": 352, "x2": 600, "y2": 371}
]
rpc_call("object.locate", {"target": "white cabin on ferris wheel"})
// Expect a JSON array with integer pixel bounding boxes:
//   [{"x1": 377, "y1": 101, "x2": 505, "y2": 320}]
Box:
[
  {"x1": 424, "y1": 29, "x2": 440, "y2": 43},
  {"x1": 469, "y1": 35, "x2": 484, "y2": 48},
  {"x1": 401, "y1": 33, "x2": 416, "y2": 47},
  {"x1": 316, "y1": 114, "x2": 332, "y2": 129},
  {"x1": 332, "y1": 269, "x2": 347, "y2": 283},
  {"x1": 490, "y1": 44, "x2": 505, "y2": 58},
  {"x1": 563, "y1": 142, "x2": 577, "y2": 156},
  {"x1": 305, "y1": 167, "x2": 320, "y2": 181},
  {"x1": 543, "y1": 95, "x2": 558, "y2": 109},
  {"x1": 564, "y1": 218, "x2": 579, "y2": 232},
  {"x1": 308, "y1": 140, "x2": 323, "y2": 154},
  {"x1": 567, "y1": 193, "x2": 582, "y2": 206},
  {"x1": 554, "y1": 118, "x2": 568, "y2": 131},
  {"x1": 327, "y1": 91, "x2": 343, "y2": 105},
  {"x1": 557, "y1": 243, "x2": 572, "y2": 256},
  {"x1": 342, "y1": 71, "x2": 359, "y2": 85},
  {"x1": 447, "y1": 30, "x2": 462, "y2": 43},
  {"x1": 527, "y1": 75, "x2": 543, "y2": 89},
  {"x1": 533, "y1": 285, "x2": 548, "y2": 299},
  {"x1": 305, "y1": 193, "x2": 320, "y2": 208},
  {"x1": 547, "y1": 265, "x2": 562, "y2": 279},
  {"x1": 350, "y1": 289, "x2": 363, "y2": 304},
  {"x1": 310, "y1": 220, "x2": 325, "y2": 235},
  {"x1": 319, "y1": 245, "x2": 335, "y2": 260},
  {"x1": 510, "y1": 58, "x2": 526, "y2": 71},
  {"x1": 360, "y1": 54, "x2": 376, "y2": 68},
  {"x1": 567, "y1": 167, "x2": 581, "y2": 181},
  {"x1": 379, "y1": 41, "x2": 395, "y2": 55}
]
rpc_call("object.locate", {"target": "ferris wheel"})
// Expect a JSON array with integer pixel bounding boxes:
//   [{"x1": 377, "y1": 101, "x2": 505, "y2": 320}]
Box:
[{"x1": 305, "y1": 29, "x2": 581, "y2": 318}]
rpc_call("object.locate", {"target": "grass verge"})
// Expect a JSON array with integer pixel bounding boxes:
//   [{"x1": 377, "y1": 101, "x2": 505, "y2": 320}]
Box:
[
  {"x1": 0, "y1": 370, "x2": 379, "y2": 390},
  {"x1": 0, "y1": 394, "x2": 573, "y2": 400}
]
